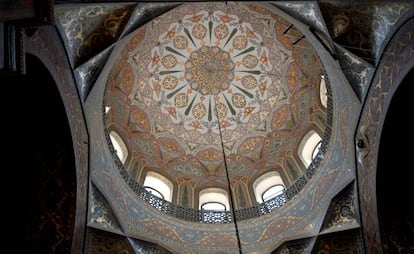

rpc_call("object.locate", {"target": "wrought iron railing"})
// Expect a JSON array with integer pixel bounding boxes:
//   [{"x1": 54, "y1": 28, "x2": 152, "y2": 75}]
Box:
[{"x1": 102, "y1": 70, "x2": 333, "y2": 224}]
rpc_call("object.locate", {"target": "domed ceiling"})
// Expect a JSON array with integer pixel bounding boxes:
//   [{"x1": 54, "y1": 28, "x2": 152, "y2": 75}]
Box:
[{"x1": 103, "y1": 2, "x2": 327, "y2": 208}]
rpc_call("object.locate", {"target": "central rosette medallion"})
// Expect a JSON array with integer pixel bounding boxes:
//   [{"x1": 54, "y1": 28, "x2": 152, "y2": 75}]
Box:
[{"x1": 185, "y1": 46, "x2": 235, "y2": 95}]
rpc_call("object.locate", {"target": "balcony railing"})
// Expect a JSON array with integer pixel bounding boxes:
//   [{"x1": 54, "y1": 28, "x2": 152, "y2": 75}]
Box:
[{"x1": 103, "y1": 69, "x2": 333, "y2": 224}]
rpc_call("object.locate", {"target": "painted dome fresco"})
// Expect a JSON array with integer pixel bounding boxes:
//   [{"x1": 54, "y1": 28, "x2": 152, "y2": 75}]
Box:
[{"x1": 103, "y1": 2, "x2": 329, "y2": 210}]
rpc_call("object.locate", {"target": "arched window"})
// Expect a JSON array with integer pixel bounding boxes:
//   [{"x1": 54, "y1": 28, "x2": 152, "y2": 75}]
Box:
[
  {"x1": 312, "y1": 140, "x2": 322, "y2": 160},
  {"x1": 320, "y1": 74, "x2": 328, "y2": 108},
  {"x1": 201, "y1": 202, "x2": 226, "y2": 211},
  {"x1": 109, "y1": 131, "x2": 128, "y2": 164},
  {"x1": 262, "y1": 184, "x2": 285, "y2": 202},
  {"x1": 199, "y1": 188, "x2": 229, "y2": 211},
  {"x1": 253, "y1": 171, "x2": 285, "y2": 203},
  {"x1": 298, "y1": 130, "x2": 322, "y2": 168},
  {"x1": 143, "y1": 171, "x2": 173, "y2": 202}
]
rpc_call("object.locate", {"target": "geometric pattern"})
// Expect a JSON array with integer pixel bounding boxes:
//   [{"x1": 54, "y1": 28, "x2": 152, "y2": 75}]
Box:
[
  {"x1": 34, "y1": 1, "x2": 414, "y2": 253},
  {"x1": 148, "y1": 8, "x2": 273, "y2": 137},
  {"x1": 55, "y1": 3, "x2": 135, "y2": 67},
  {"x1": 104, "y1": 1, "x2": 326, "y2": 206}
]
